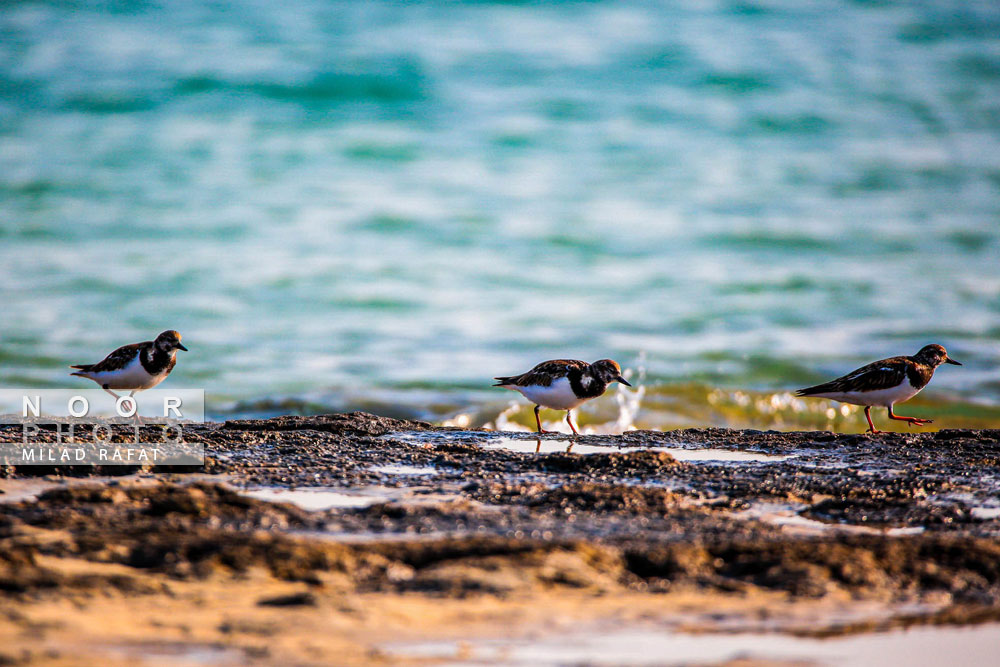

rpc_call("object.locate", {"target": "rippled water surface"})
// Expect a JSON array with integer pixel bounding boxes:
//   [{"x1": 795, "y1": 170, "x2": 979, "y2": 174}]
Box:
[{"x1": 2, "y1": 1, "x2": 999, "y2": 429}]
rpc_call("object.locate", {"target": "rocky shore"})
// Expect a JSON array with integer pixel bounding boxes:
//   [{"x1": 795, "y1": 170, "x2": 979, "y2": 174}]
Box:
[{"x1": 1, "y1": 414, "x2": 999, "y2": 665}]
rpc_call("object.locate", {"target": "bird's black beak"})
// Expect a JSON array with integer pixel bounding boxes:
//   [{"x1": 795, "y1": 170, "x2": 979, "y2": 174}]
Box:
[
  {"x1": 616, "y1": 375, "x2": 632, "y2": 387},
  {"x1": 945, "y1": 357, "x2": 961, "y2": 365},
  {"x1": 176, "y1": 343, "x2": 188, "y2": 352}
]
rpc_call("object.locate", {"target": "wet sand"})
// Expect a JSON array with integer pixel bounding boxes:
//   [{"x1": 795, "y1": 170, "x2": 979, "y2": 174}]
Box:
[{"x1": 1, "y1": 414, "x2": 999, "y2": 665}]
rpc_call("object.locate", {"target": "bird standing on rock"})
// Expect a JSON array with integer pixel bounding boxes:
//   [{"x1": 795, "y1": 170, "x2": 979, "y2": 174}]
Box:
[
  {"x1": 70, "y1": 330, "x2": 188, "y2": 413},
  {"x1": 796, "y1": 344, "x2": 961, "y2": 434},
  {"x1": 493, "y1": 359, "x2": 631, "y2": 435}
]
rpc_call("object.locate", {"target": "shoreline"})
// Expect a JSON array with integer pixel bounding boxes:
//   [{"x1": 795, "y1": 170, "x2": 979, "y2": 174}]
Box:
[
  {"x1": 207, "y1": 385, "x2": 1000, "y2": 433},
  {"x1": 1, "y1": 414, "x2": 999, "y2": 664}
]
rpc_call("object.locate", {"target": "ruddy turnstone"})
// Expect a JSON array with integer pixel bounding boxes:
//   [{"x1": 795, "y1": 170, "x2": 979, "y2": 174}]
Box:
[
  {"x1": 493, "y1": 359, "x2": 631, "y2": 435},
  {"x1": 795, "y1": 344, "x2": 960, "y2": 434},
  {"x1": 70, "y1": 330, "x2": 188, "y2": 409}
]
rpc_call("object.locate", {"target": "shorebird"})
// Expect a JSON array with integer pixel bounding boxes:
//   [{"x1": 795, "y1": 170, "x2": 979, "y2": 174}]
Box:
[
  {"x1": 493, "y1": 359, "x2": 631, "y2": 435},
  {"x1": 70, "y1": 330, "x2": 188, "y2": 413},
  {"x1": 795, "y1": 344, "x2": 961, "y2": 433}
]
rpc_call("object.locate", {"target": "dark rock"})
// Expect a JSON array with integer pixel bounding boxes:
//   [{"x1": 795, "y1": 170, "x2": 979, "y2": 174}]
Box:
[
  {"x1": 221, "y1": 411, "x2": 434, "y2": 437},
  {"x1": 257, "y1": 591, "x2": 318, "y2": 607}
]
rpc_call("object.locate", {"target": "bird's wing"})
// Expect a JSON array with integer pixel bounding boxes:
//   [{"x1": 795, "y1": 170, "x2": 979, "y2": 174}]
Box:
[
  {"x1": 495, "y1": 359, "x2": 587, "y2": 387},
  {"x1": 77, "y1": 342, "x2": 147, "y2": 373},
  {"x1": 797, "y1": 357, "x2": 909, "y2": 395}
]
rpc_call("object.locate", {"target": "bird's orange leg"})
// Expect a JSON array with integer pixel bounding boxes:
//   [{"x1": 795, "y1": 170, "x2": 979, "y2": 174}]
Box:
[
  {"x1": 887, "y1": 405, "x2": 933, "y2": 427},
  {"x1": 102, "y1": 386, "x2": 142, "y2": 424},
  {"x1": 126, "y1": 390, "x2": 143, "y2": 426},
  {"x1": 101, "y1": 386, "x2": 123, "y2": 403},
  {"x1": 565, "y1": 410, "x2": 579, "y2": 436},
  {"x1": 863, "y1": 406, "x2": 882, "y2": 434},
  {"x1": 534, "y1": 405, "x2": 556, "y2": 434}
]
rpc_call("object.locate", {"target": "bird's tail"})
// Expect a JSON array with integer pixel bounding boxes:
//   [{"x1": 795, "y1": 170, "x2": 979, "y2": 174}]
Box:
[
  {"x1": 493, "y1": 376, "x2": 514, "y2": 387},
  {"x1": 795, "y1": 382, "x2": 834, "y2": 397},
  {"x1": 70, "y1": 364, "x2": 93, "y2": 378}
]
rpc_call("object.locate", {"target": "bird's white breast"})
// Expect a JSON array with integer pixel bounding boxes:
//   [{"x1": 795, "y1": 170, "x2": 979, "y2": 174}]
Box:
[
  {"x1": 80, "y1": 354, "x2": 165, "y2": 391},
  {"x1": 511, "y1": 377, "x2": 588, "y2": 411},
  {"x1": 811, "y1": 382, "x2": 921, "y2": 408}
]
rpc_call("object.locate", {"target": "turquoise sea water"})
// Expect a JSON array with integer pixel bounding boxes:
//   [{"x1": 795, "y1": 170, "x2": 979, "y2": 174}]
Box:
[{"x1": 2, "y1": 1, "x2": 999, "y2": 430}]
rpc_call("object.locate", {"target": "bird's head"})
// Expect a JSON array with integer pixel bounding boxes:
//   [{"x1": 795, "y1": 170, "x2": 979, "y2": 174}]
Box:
[
  {"x1": 915, "y1": 344, "x2": 960, "y2": 367},
  {"x1": 591, "y1": 359, "x2": 632, "y2": 386},
  {"x1": 155, "y1": 330, "x2": 188, "y2": 353}
]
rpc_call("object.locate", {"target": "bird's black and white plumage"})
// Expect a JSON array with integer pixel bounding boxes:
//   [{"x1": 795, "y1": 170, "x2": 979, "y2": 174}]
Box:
[
  {"x1": 494, "y1": 359, "x2": 631, "y2": 435},
  {"x1": 70, "y1": 330, "x2": 188, "y2": 404},
  {"x1": 796, "y1": 344, "x2": 961, "y2": 433}
]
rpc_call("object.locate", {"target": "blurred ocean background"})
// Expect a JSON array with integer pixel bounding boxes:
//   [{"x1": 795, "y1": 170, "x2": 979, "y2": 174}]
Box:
[{"x1": 2, "y1": 0, "x2": 999, "y2": 431}]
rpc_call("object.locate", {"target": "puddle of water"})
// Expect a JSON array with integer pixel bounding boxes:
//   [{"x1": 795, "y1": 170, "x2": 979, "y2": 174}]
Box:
[
  {"x1": 102, "y1": 641, "x2": 243, "y2": 666},
  {"x1": 386, "y1": 623, "x2": 1000, "y2": 667},
  {"x1": 0, "y1": 479, "x2": 62, "y2": 504},
  {"x1": 243, "y1": 485, "x2": 465, "y2": 512},
  {"x1": 971, "y1": 507, "x2": 1000, "y2": 520},
  {"x1": 295, "y1": 528, "x2": 465, "y2": 544},
  {"x1": 242, "y1": 486, "x2": 394, "y2": 511},
  {"x1": 737, "y1": 502, "x2": 925, "y2": 537},
  {"x1": 369, "y1": 464, "x2": 438, "y2": 476},
  {"x1": 0, "y1": 473, "x2": 229, "y2": 505},
  {"x1": 483, "y1": 438, "x2": 793, "y2": 463},
  {"x1": 655, "y1": 448, "x2": 792, "y2": 463}
]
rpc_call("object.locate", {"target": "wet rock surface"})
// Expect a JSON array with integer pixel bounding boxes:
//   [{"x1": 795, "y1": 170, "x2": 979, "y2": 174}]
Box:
[
  {"x1": 2, "y1": 413, "x2": 1000, "y2": 664},
  {"x1": 221, "y1": 412, "x2": 436, "y2": 437}
]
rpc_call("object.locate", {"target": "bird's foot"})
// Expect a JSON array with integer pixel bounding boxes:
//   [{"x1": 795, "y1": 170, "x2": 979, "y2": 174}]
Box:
[
  {"x1": 906, "y1": 417, "x2": 933, "y2": 427},
  {"x1": 537, "y1": 429, "x2": 558, "y2": 435},
  {"x1": 865, "y1": 428, "x2": 883, "y2": 435}
]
